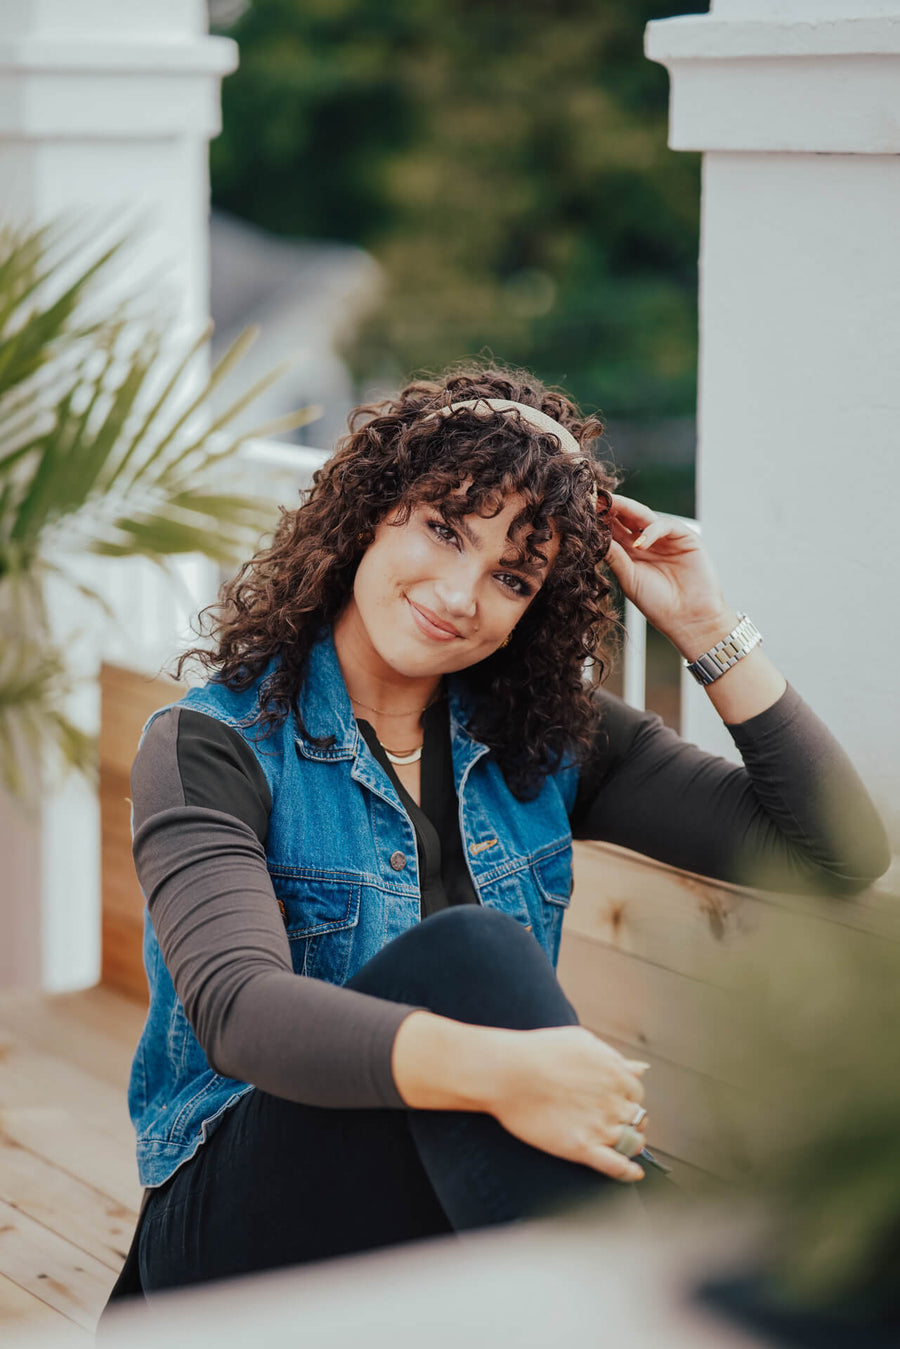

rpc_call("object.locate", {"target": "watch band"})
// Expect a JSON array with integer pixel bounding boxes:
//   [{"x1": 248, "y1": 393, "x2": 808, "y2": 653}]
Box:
[{"x1": 685, "y1": 612, "x2": 762, "y2": 686}]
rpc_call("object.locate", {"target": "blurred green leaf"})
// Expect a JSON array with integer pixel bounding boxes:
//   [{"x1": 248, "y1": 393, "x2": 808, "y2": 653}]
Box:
[
  {"x1": 703, "y1": 913, "x2": 900, "y2": 1317},
  {"x1": 0, "y1": 220, "x2": 311, "y2": 802}
]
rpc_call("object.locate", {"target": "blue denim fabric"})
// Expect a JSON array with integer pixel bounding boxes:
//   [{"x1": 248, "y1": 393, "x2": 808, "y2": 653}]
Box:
[{"x1": 128, "y1": 623, "x2": 581, "y2": 1187}]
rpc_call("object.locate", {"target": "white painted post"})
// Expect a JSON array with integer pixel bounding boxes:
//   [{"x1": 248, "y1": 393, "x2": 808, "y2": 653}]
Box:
[
  {"x1": 646, "y1": 0, "x2": 900, "y2": 848},
  {"x1": 0, "y1": 2, "x2": 237, "y2": 989}
]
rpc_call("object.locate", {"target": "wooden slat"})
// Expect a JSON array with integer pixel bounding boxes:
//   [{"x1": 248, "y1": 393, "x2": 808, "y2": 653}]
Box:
[
  {"x1": 99, "y1": 759, "x2": 147, "y2": 1002},
  {"x1": 584, "y1": 1034, "x2": 737, "y2": 1177},
  {"x1": 0, "y1": 1197, "x2": 117, "y2": 1330},
  {"x1": 557, "y1": 930, "x2": 736, "y2": 1081},
  {"x1": 0, "y1": 1025, "x2": 136, "y2": 1138},
  {"x1": 0, "y1": 1130, "x2": 136, "y2": 1269},
  {"x1": 557, "y1": 934, "x2": 747, "y2": 1174},
  {"x1": 0, "y1": 987, "x2": 145, "y2": 1091},
  {"x1": 568, "y1": 839, "x2": 898, "y2": 987},
  {"x1": 98, "y1": 662, "x2": 183, "y2": 777},
  {"x1": 0, "y1": 1109, "x2": 141, "y2": 1215},
  {"x1": 0, "y1": 1022, "x2": 140, "y2": 1210},
  {"x1": 100, "y1": 662, "x2": 184, "y2": 1005},
  {"x1": 100, "y1": 912, "x2": 148, "y2": 1005},
  {"x1": 0, "y1": 1270, "x2": 82, "y2": 1336}
]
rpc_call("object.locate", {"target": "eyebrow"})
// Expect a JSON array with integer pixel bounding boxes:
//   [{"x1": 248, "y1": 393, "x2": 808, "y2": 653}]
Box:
[{"x1": 454, "y1": 516, "x2": 550, "y2": 577}]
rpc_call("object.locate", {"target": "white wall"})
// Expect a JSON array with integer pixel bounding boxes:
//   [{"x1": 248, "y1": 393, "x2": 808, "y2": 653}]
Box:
[
  {"x1": 0, "y1": 2, "x2": 236, "y2": 990},
  {"x1": 648, "y1": 2, "x2": 900, "y2": 848}
]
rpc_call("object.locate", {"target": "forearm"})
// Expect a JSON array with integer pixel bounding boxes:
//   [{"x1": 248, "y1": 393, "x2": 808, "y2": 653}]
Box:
[
  {"x1": 391, "y1": 1009, "x2": 514, "y2": 1112},
  {"x1": 573, "y1": 677, "x2": 890, "y2": 896},
  {"x1": 136, "y1": 803, "x2": 429, "y2": 1110},
  {"x1": 669, "y1": 605, "x2": 787, "y2": 725}
]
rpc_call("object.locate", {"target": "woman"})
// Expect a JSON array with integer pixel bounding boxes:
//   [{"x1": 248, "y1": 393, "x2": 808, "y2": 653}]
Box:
[{"x1": 104, "y1": 363, "x2": 890, "y2": 1304}]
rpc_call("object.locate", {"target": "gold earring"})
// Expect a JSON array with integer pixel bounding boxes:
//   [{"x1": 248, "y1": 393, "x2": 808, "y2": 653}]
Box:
[{"x1": 501, "y1": 630, "x2": 513, "y2": 649}]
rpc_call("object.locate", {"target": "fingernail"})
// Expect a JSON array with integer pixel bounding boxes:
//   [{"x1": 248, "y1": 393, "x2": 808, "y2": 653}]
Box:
[{"x1": 629, "y1": 1061, "x2": 651, "y2": 1072}]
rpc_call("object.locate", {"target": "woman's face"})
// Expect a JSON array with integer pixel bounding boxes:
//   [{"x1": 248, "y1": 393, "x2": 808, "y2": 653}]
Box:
[{"x1": 345, "y1": 493, "x2": 560, "y2": 679}]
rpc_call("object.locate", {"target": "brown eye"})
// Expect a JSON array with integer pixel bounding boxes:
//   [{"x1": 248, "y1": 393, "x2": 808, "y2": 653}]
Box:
[
  {"x1": 427, "y1": 519, "x2": 458, "y2": 545},
  {"x1": 497, "y1": 572, "x2": 532, "y2": 598}
]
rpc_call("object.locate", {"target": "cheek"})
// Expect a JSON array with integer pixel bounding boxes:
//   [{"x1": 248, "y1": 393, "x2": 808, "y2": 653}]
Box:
[{"x1": 355, "y1": 532, "x2": 431, "y2": 602}]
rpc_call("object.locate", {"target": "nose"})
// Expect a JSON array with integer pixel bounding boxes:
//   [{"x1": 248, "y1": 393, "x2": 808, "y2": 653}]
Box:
[{"x1": 433, "y1": 569, "x2": 477, "y2": 619}]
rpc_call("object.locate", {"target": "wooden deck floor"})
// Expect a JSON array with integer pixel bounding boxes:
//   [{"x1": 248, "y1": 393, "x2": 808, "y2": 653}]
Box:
[{"x1": 0, "y1": 986, "x2": 145, "y2": 1339}]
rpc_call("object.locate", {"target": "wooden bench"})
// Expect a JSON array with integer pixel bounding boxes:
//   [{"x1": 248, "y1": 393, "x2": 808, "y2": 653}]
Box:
[{"x1": 1, "y1": 662, "x2": 895, "y2": 1337}]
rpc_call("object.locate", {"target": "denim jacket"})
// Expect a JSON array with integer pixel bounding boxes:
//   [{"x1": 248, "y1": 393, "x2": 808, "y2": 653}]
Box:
[{"x1": 129, "y1": 624, "x2": 580, "y2": 1186}]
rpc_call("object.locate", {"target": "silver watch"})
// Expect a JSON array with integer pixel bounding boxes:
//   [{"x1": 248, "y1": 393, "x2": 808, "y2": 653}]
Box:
[{"x1": 685, "y1": 613, "x2": 762, "y2": 686}]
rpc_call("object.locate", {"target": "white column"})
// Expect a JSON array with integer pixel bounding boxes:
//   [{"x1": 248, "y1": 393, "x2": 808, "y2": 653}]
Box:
[
  {"x1": 0, "y1": 2, "x2": 237, "y2": 989},
  {"x1": 646, "y1": 1, "x2": 900, "y2": 847}
]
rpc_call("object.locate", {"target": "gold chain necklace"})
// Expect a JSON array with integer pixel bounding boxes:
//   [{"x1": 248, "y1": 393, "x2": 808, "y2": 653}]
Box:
[
  {"x1": 348, "y1": 689, "x2": 443, "y2": 718},
  {"x1": 348, "y1": 685, "x2": 444, "y2": 765}
]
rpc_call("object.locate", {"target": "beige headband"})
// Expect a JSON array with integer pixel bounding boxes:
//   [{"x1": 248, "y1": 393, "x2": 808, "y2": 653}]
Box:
[
  {"x1": 430, "y1": 396, "x2": 598, "y2": 505},
  {"x1": 433, "y1": 397, "x2": 581, "y2": 456}
]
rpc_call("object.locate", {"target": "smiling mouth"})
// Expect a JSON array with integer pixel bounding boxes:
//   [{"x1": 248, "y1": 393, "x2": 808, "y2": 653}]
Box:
[{"x1": 406, "y1": 598, "x2": 464, "y2": 641}]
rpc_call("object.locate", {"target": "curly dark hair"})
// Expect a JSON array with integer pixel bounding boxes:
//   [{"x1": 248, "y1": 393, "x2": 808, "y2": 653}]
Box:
[{"x1": 173, "y1": 359, "x2": 623, "y2": 800}]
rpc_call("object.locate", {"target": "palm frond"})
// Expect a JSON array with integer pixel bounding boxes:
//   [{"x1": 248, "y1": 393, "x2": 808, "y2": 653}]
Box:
[
  {"x1": 124, "y1": 324, "x2": 261, "y2": 489},
  {"x1": 0, "y1": 217, "x2": 313, "y2": 803},
  {"x1": 0, "y1": 638, "x2": 95, "y2": 805}
]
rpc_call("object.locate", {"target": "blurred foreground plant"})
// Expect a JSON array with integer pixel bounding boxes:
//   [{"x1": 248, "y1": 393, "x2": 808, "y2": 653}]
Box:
[
  {"x1": 0, "y1": 220, "x2": 319, "y2": 805},
  {"x1": 705, "y1": 909, "x2": 900, "y2": 1325}
]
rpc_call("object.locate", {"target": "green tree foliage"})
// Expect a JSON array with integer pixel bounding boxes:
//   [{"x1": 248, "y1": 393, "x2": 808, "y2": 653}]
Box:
[{"x1": 211, "y1": 0, "x2": 707, "y2": 420}]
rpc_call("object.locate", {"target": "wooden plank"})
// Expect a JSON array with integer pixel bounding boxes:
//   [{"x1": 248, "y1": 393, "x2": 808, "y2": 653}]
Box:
[
  {"x1": 0, "y1": 1270, "x2": 82, "y2": 1336},
  {"x1": 580, "y1": 1034, "x2": 736, "y2": 1177},
  {"x1": 568, "y1": 840, "x2": 898, "y2": 986},
  {"x1": 0, "y1": 1130, "x2": 137, "y2": 1270},
  {"x1": 0, "y1": 1196, "x2": 117, "y2": 1330},
  {"x1": 0, "y1": 1026, "x2": 140, "y2": 1211},
  {"x1": 100, "y1": 913, "x2": 148, "y2": 1005},
  {"x1": 0, "y1": 1025, "x2": 136, "y2": 1141},
  {"x1": 0, "y1": 1109, "x2": 141, "y2": 1214},
  {"x1": 556, "y1": 937, "x2": 736, "y2": 1174},
  {"x1": 99, "y1": 662, "x2": 182, "y2": 1005},
  {"x1": 98, "y1": 662, "x2": 184, "y2": 777},
  {"x1": 557, "y1": 930, "x2": 738, "y2": 1082},
  {"x1": 0, "y1": 988, "x2": 145, "y2": 1092},
  {"x1": 46, "y1": 986, "x2": 147, "y2": 1049},
  {"x1": 646, "y1": 1149, "x2": 719, "y2": 1200}
]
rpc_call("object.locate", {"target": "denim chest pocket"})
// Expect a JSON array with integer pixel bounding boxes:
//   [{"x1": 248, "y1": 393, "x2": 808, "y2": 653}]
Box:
[
  {"x1": 528, "y1": 845, "x2": 574, "y2": 967},
  {"x1": 531, "y1": 846, "x2": 574, "y2": 909},
  {"x1": 268, "y1": 867, "x2": 362, "y2": 985}
]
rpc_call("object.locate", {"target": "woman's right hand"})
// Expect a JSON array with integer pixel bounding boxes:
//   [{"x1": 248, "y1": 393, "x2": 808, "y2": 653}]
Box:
[
  {"x1": 483, "y1": 1024, "x2": 648, "y2": 1182},
  {"x1": 392, "y1": 1012, "x2": 648, "y2": 1180}
]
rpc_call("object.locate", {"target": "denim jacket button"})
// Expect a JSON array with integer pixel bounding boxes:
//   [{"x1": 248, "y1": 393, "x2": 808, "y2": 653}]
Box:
[{"x1": 389, "y1": 850, "x2": 407, "y2": 871}]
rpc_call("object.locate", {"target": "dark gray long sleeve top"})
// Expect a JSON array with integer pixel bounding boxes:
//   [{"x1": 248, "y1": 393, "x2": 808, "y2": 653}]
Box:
[{"x1": 130, "y1": 681, "x2": 891, "y2": 1113}]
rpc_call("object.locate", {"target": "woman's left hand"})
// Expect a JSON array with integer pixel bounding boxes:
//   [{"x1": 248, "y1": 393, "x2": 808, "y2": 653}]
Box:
[{"x1": 604, "y1": 494, "x2": 733, "y2": 651}]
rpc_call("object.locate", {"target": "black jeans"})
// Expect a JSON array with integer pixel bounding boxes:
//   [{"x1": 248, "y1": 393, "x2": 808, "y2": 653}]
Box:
[{"x1": 132, "y1": 906, "x2": 642, "y2": 1295}]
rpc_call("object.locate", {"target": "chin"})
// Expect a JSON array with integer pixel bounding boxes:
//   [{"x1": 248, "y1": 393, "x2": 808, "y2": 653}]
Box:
[{"x1": 368, "y1": 631, "x2": 441, "y2": 676}]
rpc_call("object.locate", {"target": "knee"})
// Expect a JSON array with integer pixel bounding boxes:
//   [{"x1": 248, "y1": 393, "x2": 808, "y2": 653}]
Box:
[
  {"x1": 421, "y1": 904, "x2": 533, "y2": 973},
  {"x1": 404, "y1": 905, "x2": 577, "y2": 1029},
  {"x1": 349, "y1": 903, "x2": 578, "y2": 1030}
]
